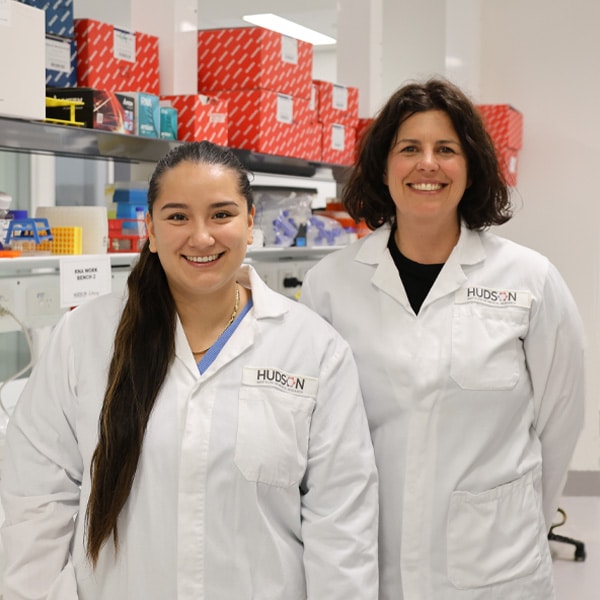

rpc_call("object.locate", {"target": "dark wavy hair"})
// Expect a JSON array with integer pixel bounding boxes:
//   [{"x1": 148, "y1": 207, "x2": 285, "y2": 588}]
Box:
[
  {"x1": 85, "y1": 141, "x2": 253, "y2": 566},
  {"x1": 344, "y1": 77, "x2": 512, "y2": 230}
]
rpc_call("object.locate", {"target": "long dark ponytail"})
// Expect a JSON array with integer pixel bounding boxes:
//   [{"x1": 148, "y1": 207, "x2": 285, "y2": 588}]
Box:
[
  {"x1": 85, "y1": 244, "x2": 176, "y2": 564},
  {"x1": 85, "y1": 141, "x2": 253, "y2": 565}
]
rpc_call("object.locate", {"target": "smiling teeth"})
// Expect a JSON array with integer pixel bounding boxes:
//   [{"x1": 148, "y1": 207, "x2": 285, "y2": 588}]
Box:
[
  {"x1": 411, "y1": 183, "x2": 443, "y2": 191},
  {"x1": 186, "y1": 254, "x2": 220, "y2": 263}
]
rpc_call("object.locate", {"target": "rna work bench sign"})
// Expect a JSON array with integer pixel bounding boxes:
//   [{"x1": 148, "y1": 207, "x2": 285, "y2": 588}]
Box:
[{"x1": 59, "y1": 255, "x2": 111, "y2": 307}]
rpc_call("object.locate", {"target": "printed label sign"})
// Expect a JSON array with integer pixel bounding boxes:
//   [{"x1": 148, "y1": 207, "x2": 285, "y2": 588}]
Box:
[
  {"x1": 46, "y1": 37, "x2": 71, "y2": 73},
  {"x1": 114, "y1": 28, "x2": 136, "y2": 62},
  {"x1": 60, "y1": 255, "x2": 112, "y2": 307}
]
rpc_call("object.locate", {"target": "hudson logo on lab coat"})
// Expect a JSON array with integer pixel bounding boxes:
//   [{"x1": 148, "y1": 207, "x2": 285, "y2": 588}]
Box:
[
  {"x1": 455, "y1": 286, "x2": 531, "y2": 308},
  {"x1": 242, "y1": 367, "x2": 318, "y2": 396}
]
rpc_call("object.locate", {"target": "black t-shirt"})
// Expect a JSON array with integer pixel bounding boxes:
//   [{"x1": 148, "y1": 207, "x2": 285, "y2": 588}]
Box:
[{"x1": 387, "y1": 231, "x2": 444, "y2": 314}]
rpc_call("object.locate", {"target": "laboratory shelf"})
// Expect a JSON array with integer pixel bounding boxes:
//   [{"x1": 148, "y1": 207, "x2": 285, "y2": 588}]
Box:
[
  {"x1": 0, "y1": 116, "x2": 347, "y2": 179},
  {"x1": 0, "y1": 247, "x2": 342, "y2": 276},
  {"x1": 0, "y1": 253, "x2": 139, "y2": 275},
  {"x1": 245, "y1": 246, "x2": 344, "y2": 261}
]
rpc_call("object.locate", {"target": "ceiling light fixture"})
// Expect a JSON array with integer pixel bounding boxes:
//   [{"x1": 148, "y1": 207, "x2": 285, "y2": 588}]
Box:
[{"x1": 242, "y1": 13, "x2": 336, "y2": 46}]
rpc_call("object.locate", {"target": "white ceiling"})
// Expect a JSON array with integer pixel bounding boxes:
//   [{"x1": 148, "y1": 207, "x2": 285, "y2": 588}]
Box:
[{"x1": 196, "y1": 0, "x2": 338, "y2": 39}]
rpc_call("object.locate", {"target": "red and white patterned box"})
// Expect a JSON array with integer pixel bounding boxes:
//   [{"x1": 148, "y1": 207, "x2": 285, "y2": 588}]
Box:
[
  {"x1": 355, "y1": 117, "x2": 374, "y2": 147},
  {"x1": 293, "y1": 123, "x2": 322, "y2": 162},
  {"x1": 476, "y1": 104, "x2": 523, "y2": 149},
  {"x1": 74, "y1": 19, "x2": 159, "y2": 94},
  {"x1": 308, "y1": 82, "x2": 318, "y2": 123},
  {"x1": 321, "y1": 123, "x2": 357, "y2": 166},
  {"x1": 312, "y1": 80, "x2": 359, "y2": 126},
  {"x1": 218, "y1": 90, "x2": 310, "y2": 157},
  {"x1": 132, "y1": 31, "x2": 160, "y2": 95},
  {"x1": 197, "y1": 27, "x2": 313, "y2": 100},
  {"x1": 477, "y1": 104, "x2": 523, "y2": 185},
  {"x1": 160, "y1": 95, "x2": 228, "y2": 145},
  {"x1": 497, "y1": 147, "x2": 519, "y2": 187}
]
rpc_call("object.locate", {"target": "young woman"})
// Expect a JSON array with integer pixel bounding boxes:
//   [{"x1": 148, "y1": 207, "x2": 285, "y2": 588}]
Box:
[
  {"x1": 1, "y1": 141, "x2": 379, "y2": 600},
  {"x1": 301, "y1": 78, "x2": 585, "y2": 600}
]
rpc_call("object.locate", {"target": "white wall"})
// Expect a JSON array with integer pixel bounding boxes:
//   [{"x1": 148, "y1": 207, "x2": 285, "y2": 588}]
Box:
[
  {"x1": 312, "y1": 47, "x2": 337, "y2": 82},
  {"x1": 476, "y1": 1, "x2": 600, "y2": 470}
]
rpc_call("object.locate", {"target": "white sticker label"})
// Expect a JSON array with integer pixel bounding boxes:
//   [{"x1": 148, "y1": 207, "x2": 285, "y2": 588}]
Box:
[
  {"x1": 280, "y1": 35, "x2": 298, "y2": 65},
  {"x1": 332, "y1": 84, "x2": 348, "y2": 111},
  {"x1": 210, "y1": 112, "x2": 226, "y2": 124},
  {"x1": 455, "y1": 286, "x2": 531, "y2": 308},
  {"x1": 242, "y1": 367, "x2": 318, "y2": 397},
  {"x1": 59, "y1": 255, "x2": 112, "y2": 308},
  {"x1": 276, "y1": 93, "x2": 294, "y2": 124},
  {"x1": 46, "y1": 37, "x2": 71, "y2": 73},
  {"x1": 331, "y1": 123, "x2": 345, "y2": 150},
  {"x1": 114, "y1": 28, "x2": 136, "y2": 63}
]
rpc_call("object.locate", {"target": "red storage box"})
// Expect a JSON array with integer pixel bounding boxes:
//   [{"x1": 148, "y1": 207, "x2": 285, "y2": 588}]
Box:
[
  {"x1": 75, "y1": 19, "x2": 159, "y2": 94},
  {"x1": 108, "y1": 218, "x2": 147, "y2": 253},
  {"x1": 477, "y1": 104, "x2": 523, "y2": 149},
  {"x1": 312, "y1": 80, "x2": 359, "y2": 126},
  {"x1": 197, "y1": 27, "x2": 313, "y2": 99},
  {"x1": 355, "y1": 118, "x2": 374, "y2": 144},
  {"x1": 292, "y1": 123, "x2": 322, "y2": 162},
  {"x1": 321, "y1": 123, "x2": 357, "y2": 166},
  {"x1": 219, "y1": 90, "x2": 310, "y2": 157},
  {"x1": 160, "y1": 94, "x2": 228, "y2": 145},
  {"x1": 131, "y1": 31, "x2": 160, "y2": 95},
  {"x1": 497, "y1": 148, "x2": 520, "y2": 187},
  {"x1": 477, "y1": 104, "x2": 523, "y2": 186}
]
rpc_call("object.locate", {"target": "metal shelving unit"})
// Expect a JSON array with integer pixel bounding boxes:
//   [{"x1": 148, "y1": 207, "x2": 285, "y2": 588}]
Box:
[{"x1": 0, "y1": 116, "x2": 347, "y2": 180}]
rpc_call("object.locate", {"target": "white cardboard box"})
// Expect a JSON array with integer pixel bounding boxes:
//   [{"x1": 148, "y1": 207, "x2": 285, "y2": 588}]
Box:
[{"x1": 0, "y1": 1, "x2": 45, "y2": 120}]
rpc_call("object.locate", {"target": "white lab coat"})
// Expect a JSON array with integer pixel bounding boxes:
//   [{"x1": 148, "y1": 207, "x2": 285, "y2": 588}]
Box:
[
  {"x1": 0, "y1": 265, "x2": 379, "y2": 600},
  {"x1": 300, "y1": 223, "x2": 585, "y2": 600}
]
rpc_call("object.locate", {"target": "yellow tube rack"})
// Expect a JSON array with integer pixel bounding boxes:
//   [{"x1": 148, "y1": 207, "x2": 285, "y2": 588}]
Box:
[{"x1": 45, "y1": 97, "x2": 86, "y2": 127}]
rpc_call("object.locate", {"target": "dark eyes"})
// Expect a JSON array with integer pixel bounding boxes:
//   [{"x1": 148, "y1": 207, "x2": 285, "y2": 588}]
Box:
[
  {"x1": 213, "y1": 211, "x2": 233, "y2": 219},
  {"x1": 399, "y1": 145, "x2": 456, "y2": 154},
  {"x1": 165, "y1": 211, "x2": 233, "y2": 221},
  {"x1": 166, "y1": 213, "x2": 187, "y2": 221},
  {"x1": 399, "y1": 145, "x2": 418, "y2": 153}
]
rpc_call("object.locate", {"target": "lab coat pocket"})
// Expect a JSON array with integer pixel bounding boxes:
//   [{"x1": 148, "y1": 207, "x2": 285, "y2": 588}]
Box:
[
  {"x1": 235, "y1": 383, "x2": 316, "y2": 488},
  {"x1": 451, "y1": 303, "x2": 528, "y2": 390},
  {"x1": 446, "y1": 469, "x2": 542, "y2": 589}
]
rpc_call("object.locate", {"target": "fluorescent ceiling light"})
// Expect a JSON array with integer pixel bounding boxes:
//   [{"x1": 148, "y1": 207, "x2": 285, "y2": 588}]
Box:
[{"x1": 242, "y1": 13, "x2": 336, "y2": 46}]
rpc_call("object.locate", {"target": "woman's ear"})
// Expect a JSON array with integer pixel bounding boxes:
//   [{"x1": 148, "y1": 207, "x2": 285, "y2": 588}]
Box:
[
  {"x1": 247, "y1": 205, "x2": 256, "y2": 245},
  {"x1": 145, "y1": 211, "x2": 157, "y2": 253}
]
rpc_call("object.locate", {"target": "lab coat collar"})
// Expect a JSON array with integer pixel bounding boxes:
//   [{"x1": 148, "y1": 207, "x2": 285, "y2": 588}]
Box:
[
  {"x1": 421, "y1": 223, "x2": 485, "y2": 308},
  {"x1": 355, "y1": 223, "x2": 393, "y2": 266},
  {"x1": 354, "y1": 221, "x2": 485, "y2": 267},
  {"x1": 237, "y1": 264, "x2": 290, "y2": 320},
  {"x1": 451, "y1": 222, "x2": 486, "y2": 267},
  {"x1": 354, "y1": 221, "x2": 487, "y2": 311},
  {"x1": 174, "y1": 264, "x2": 289, "y2": 376},
  {"x1": 356, "y1": 225, "x2": 409, "y2": 307}
]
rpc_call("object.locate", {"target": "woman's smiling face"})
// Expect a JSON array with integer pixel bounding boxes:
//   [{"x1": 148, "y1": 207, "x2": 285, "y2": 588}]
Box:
[
  {"x1": 146, "y1": 160, "x2": 254, "y2": 302},
  {"x1": 385, "y1": 109, "x2": 469, "y2": 228}
]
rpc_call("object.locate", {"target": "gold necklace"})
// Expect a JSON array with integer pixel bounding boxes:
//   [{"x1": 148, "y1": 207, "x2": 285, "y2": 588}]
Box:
[{"x1": 192, "y1": 284, "x2": 240, "y2": 356}]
